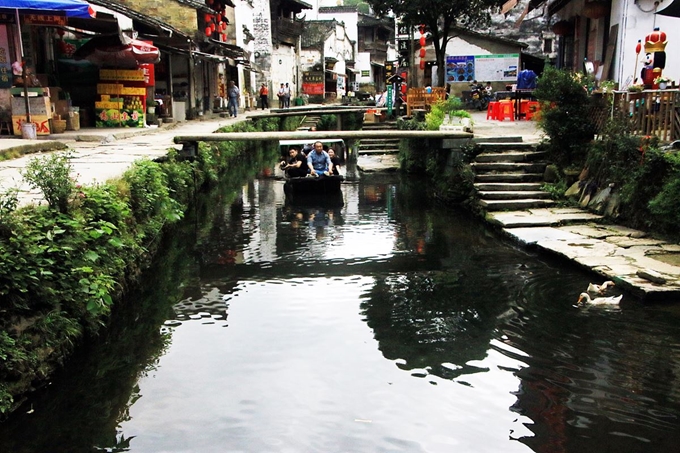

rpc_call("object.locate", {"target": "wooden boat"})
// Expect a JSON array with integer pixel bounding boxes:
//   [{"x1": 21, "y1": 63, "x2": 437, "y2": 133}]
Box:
[
  {"x1": 279, "y1": 138, "x2": 346, "y2": 205},
  {"x1": 284, "y1": 174, "x2": 344, "y2": 194},
  {"x1": 283, "y1": 175, "x2": 344, "y2": 206}
]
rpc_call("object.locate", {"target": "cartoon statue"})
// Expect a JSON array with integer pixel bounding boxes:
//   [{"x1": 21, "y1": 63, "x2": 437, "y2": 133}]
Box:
[{"x1": 640, "y1": 27, "x2": 667, "y2": 89}]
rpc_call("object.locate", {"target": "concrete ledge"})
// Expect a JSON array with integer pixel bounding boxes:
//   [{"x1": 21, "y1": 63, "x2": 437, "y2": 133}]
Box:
[{"x1": 0, "y1": 140, "x2": 68, "y2": 158}]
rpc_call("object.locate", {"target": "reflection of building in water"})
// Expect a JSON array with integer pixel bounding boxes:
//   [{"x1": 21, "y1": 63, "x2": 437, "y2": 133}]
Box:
[
  {"x1": 168, "y1": 287, "x2": 231, "y2": 327},
  {"x1": 242, "y1": 179, "x2": 284, "y2": 264}
]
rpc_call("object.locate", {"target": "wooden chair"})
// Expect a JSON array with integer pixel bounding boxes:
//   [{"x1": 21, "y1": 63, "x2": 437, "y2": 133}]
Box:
[{"x1": 406, "y1": 88, "x2": 427, "y2": 116}]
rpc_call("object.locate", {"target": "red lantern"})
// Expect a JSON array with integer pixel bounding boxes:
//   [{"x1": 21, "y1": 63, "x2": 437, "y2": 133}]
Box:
[
  {"x1": 418, "y1": 24, "x2": 425, "y2": 34},
  {"x1": 552, "y1": 20, "x2": 573, "y2": 36},
  {"x1": 419, "y1": 48, "x2": 426, "y2": 58},
  {"x1": 210, "y1": 23, "x2": 216, "y2": 32},
  {"x1": 205, "y1": 26, "x2": 212, "y2": 37},
  {"x1": 419, "y1": 36, "x2": 426, "y2": 47},
  {"x1": 222, "y1": 33, "x2": 227, "y2": 41},
  {"x1": 221, "y1": 22, "x2": 227, "y2": 31},
  {"x1": 419, "y1": 60, "x2": 425, "y2": 70},
  {"x1": 204, "y1": 13, "x2": 212, "y2": 23},
  {"x1": 582, "y1": 1, "x2": 609, "y2": 20},
  {"x1": 216, "y1": 13, "x2": 221, "y2": 22}
]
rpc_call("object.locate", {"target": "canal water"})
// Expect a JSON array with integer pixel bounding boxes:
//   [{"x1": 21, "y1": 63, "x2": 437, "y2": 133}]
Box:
[{"x1": 1, "y1": 168, "x2": 680, "y2": 453}]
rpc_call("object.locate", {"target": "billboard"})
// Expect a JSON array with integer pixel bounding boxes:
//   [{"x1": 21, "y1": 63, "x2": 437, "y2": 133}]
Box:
[{"x1": 446, "y1": 54, "x2": 520, "y2": 83}]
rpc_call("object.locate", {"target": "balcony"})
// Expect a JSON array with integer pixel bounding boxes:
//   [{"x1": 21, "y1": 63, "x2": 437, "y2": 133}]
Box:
[
  {"x1": 358, "y1": 41, "x2": 388, "y2": 54},
  {"x1": 273, "y1": 17, "x2": 303, "y2": 46}
]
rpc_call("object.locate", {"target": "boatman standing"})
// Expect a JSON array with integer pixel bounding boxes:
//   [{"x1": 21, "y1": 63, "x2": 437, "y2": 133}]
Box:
[{"x1": 307, "y1": 141, "x2": 333, "y2": 177}]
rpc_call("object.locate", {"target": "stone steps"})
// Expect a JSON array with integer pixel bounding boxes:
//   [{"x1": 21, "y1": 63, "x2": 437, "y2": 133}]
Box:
[
  {"x1": 475, "y1": 151, "x2": 547, "y2": 162},
  {"x1": 472, "y1": 142, "x2": 553, "y2": 211},
  {"x1": 297, "y1": 115, "x2": 322, "y2": 131},
  {"x1": 474, "y1": 182, "x2": 544, "y2": 191},
  {"x1": 474, "y1": 172, "x2": 544, "y2": 182},
  {"x1": 480, "y1": 198, "x2": 555, "y2": 210},
  {"x1": 359, "y1": 121, "x2": 399, "y2": 155},
  {"x1": 472, "y1": 162, "x2": 548, "y2": 173},
  {"x1": 477, "y1": 190, "x2": 552, "y2": 200}
]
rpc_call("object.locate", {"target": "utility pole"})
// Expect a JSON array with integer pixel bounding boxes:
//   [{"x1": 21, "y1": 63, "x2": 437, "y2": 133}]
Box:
[{"x1": 408, "y1": 22, "x2": 415, "y2": 88}]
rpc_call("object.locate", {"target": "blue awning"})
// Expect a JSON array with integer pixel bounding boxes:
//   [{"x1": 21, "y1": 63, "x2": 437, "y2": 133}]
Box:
[{"x1": 0, "y1": 0, "x2": 95, "y2": 18}]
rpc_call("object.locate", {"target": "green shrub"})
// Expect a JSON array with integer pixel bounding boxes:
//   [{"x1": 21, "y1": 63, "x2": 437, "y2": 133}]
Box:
[
  {"x1": 123, "y1": 159, "x2": 182, "y2": 225},
  {"x1": 533, "y1": 66, "x2": 597, "y2": 167},
  {"x1": 21, "y1": 152, "x2": 75, "y2": 213},
  {"x1": 317, "y1": 114, "x2": 337, "y2": 130}
]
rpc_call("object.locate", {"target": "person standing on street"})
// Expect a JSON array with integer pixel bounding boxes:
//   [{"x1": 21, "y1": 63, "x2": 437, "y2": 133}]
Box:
[
  {"x1": 277, "y1": 83, "x2": 285, "y2": 109},
  {"x1": 283, "y1": 82, "x2": 291, "y2": 108},
  {"x1": 227, "y1": 80, "x2": 240, "y2": 117},
  {"x1": 259, "y1": 83, "x2": 269, "y2": 109}
]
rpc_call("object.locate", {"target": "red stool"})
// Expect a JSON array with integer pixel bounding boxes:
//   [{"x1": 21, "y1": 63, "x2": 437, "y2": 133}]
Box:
[
  {"x1": 524, "y1": 101, "x2": 540, "y2": 120},
  {"x1": 486, "y1": 101, "x2": 499, "y2": 120},
  {"x1": 498, "y1": 100, "x2": 515, "y2": 121}
]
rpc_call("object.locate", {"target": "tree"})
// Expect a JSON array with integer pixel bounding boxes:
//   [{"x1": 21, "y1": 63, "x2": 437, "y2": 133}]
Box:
[{"x1": 366, "y1": 0, "x2": 504, "y2": 87}]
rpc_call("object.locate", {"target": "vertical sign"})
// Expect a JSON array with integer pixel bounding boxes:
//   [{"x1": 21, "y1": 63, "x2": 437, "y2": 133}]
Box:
[
  {"x1": 386, "y1": 85, "x2": 393, "y2": 116},
  {"x1": 0, "y1": 25, "x2": 12, "y2": 88},
  {"x1": 385, "y1": 61, "x2": 394, "y2": 116}
]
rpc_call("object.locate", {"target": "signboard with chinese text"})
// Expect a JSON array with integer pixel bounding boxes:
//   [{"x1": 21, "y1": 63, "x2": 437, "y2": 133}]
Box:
[
  {"x1": 474, "y1": 54, "x2": 519, "y2": 82},
  {"x1": 0, "y1": 24, "x2": 12, "y2": 88},
  {"x1": 302, "y1": 71, "x2": 324, "y2": 95}
]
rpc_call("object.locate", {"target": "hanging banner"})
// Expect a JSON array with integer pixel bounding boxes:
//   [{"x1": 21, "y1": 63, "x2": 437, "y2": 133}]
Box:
[{"x1": 0, "y1": 24, "x2": 12, "y2": 88}]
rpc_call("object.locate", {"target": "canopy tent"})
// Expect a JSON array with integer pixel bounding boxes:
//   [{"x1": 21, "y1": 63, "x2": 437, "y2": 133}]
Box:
[
  {"x1": 0, "y1": 0, "x2": 95, "y2": 133},
  {"x1": 73, "y1": 33, "x2": 160, "y2": 68}
]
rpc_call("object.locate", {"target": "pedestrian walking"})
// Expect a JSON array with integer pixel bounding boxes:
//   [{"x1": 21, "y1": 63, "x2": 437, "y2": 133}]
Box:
[
  {"x1": 277, "y1": 83, "x2": 285, "y2": 109},
  {"x1": 227, "y1": 80, "x2": 240, "y2": 117},
  {"x1": 283, "y1": 82, "x2": 291, "y2": 108},
  {"x1": 259, "y1": 83, "x2": 269, "y2": 109}
]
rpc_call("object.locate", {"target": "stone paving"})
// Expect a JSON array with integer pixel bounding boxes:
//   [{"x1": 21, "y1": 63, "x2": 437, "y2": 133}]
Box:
[{"x1": 0, "y1": 106, "x2": 678, "y2": 302}]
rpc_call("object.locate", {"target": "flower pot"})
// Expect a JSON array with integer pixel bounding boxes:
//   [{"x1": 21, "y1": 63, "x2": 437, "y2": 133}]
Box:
[{"x1": 658, "y1": 82, "x2": 667, "y2": 90}]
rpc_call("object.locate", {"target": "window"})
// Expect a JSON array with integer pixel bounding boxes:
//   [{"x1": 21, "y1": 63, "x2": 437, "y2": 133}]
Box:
[{"x1": 544, "y1": 38, "x2": 553, "y2": 54}]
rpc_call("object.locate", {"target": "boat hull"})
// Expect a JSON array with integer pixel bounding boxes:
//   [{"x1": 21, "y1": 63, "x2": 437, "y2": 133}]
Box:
[{"x1": 283, "y1": 175, "x2": 344, "y2": 206}]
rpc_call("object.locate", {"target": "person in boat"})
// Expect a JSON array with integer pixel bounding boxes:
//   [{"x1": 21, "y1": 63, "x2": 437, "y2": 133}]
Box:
[
  {"x1": 280, "y1": 146, "x2": 308, "y2": 178},
  {"x1": 307, "y1": 141, "x2": 333, "y2": 177},
  {"x1": 328, "y1": 148, "x2": 341, "y2": 176}
]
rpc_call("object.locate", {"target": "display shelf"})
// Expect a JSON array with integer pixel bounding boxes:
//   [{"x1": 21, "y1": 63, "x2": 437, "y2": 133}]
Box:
[{"x1": 95, "y1": 69, "x2": 146, "y2": 128}]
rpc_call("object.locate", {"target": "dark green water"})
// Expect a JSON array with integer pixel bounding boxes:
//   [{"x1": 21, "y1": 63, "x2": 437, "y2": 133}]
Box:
[{"x1": 1, "y1": 171, "x2": 680, "y2": 453}]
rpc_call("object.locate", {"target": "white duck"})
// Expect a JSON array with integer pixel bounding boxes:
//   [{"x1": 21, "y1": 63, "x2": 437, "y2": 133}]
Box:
[
  {"x1": 577, "y1": 292, "x2": 623, "y2": 306},
  {"x1": 586, "y1": 280, "x2": 615, "y2": 296}
]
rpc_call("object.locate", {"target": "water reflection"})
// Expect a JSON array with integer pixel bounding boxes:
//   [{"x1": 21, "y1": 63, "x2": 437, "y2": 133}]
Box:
[{"x1": 1, "y1": 170, "x2": 680, "y2": 453}]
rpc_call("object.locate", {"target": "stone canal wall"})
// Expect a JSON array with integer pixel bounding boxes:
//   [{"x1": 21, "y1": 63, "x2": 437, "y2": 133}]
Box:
[{"x1": 0, "y1": 118, "x2": 281, "y2": 417}]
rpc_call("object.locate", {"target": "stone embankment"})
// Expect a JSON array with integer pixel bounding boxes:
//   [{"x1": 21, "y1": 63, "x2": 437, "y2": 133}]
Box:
[{"x1": 468, "y1": 109, "x2": 679, "y2": 302}]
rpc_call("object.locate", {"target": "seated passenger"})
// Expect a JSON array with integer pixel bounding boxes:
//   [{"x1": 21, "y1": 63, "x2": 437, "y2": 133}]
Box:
[
  {"x1": 307, "y1": 141, "x2": 333, "y2": 177},
  {"x1": 280, "y1": 147, "x2": 308, "y2": 178},
  {"x1": 328, "y1": 148, "x2": 341, "y2": 176}
]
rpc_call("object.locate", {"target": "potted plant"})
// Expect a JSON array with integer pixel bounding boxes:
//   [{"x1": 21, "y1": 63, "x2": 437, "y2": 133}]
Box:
[
  {"x1": 654, "y1": 76, "x2": 671, "y2": 89},
  {"x1": 146, "y1": 97, "x2": 157, "y2": 114},
  {"x1": 627, "y1": 84, "x2": 643, "y2": 93}
]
